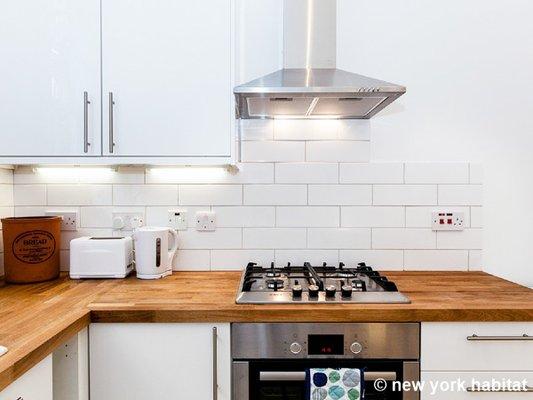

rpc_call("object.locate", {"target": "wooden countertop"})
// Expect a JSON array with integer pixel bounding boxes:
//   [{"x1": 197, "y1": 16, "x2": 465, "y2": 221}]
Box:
[{"x1": 0, "y1": 271, "x2": 532, "y2": 391}]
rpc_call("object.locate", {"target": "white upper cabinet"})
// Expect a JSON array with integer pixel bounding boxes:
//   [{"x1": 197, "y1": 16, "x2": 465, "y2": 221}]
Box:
[
  {"x1": 101, "y1": 0, "x2": 233, "y2": 158},
  {"x1": 0, "y1": 0, "x2": 101, "y2": 157}
]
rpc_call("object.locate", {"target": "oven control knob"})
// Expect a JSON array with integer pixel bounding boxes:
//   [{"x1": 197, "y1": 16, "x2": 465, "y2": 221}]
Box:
[
  {"x1": 325, "y1": 285, "x2": 336, "y2": 298},
  {"x1": 290, "y1": 342, "x2": 302, "y2": 354},
  {"x1": 308, "y1": 285, "x2": 319, "y2": 298},
  {"x1": 292, "y1": 284, "x2": 303, "y2": 298},
  {"x1": 350, "y1": 342, "x2": 363, "y2": 354}
]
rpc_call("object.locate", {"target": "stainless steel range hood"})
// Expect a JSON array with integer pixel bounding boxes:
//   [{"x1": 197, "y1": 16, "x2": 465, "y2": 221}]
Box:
[{"x1": 234, "y1": 0, "x2": 406, "y2": 119}]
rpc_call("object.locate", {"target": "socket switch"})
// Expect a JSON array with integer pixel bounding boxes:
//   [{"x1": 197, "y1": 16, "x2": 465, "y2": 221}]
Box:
[
  {"x1": 196, "y1": 211, "x2": 216, "y2": 231},
  {"x1": 45, "y1": 210, "x2": 78, "y2": 231}
]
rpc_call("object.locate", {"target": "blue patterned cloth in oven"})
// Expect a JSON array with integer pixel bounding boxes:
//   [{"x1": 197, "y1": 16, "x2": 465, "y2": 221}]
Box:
[{"x1": 307, "y1": 368, "x2": 363, "y2": 400}]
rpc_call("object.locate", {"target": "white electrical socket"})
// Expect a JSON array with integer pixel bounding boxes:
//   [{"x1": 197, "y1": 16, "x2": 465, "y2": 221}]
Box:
[
  {"x1": 168, "y1": 209, "x2": 188, "y2": 230},
  {"x1": 432, "y1": 211, "x2": 465, "y2": 231},
  {"x1": 45, "y1": 210, "x2": 78, "y2": 231},
  {"x1": 112, "y1": 212, "x2": 144, "y2": 231},
  {"x1": 196, "y1": 211, "x2": 216, "y2": 231}
]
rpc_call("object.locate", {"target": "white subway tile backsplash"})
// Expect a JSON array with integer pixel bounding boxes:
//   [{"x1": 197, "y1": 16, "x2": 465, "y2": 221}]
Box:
[
  {"x1": 340, "y1": 163, "x2": 404, "y2": 184},
  {"x1": 243, "y1": 228, "x2": 307, "y2": 249},
  {"x1": 373, "y1": 185, "x2": 437, "y2": 206},
  {"x1": 211, "y1": 249, "x2": 274, "y2": 270},
  {"x1": 405, "y1": 163, "x2": 469, "y2": 184},
  {"x1": 244, "y1": 185, "x2": 307, "y2": 205},
  {"x1": 242, "y1": 141, "x2": 305, "y2": 162},
  {"x1": 240, "y1": 119, "x2": 274, "y2": 141},
  {"x1": 341, "y1": 206, "x2": 404, "y2": 228},
  {"x1": 438, "y1": 185, "x2": 482, "y2": 205},
  {"x1": 306, "y1": 141, "x2": 370, "y2": 162},
  {"x1": 276, "y1": 206, "x2": 339, "y2": 227},
  {"x1": 274, "y1": 119, "x2": 340, "y2": 140},
  {"x1": 469, "y1": 163, "x2": 483, "y2": 184},
  {"x1": 6, "y1": 145, "x2": 482, "y2": 270},
  {"x1": 113, "y1": 185, "x2": 177, "y2": 206},
  {"x1": 214, "y1": 206, "x2": 275, "y2": 227},
  {"x1": 0, "y1": 206, "x2": 14, "y2": 229},
  {"x1": 309, "y1": 185, "x2": 372, "y2": 206},
  {"x1": 179, "y1": 185, "x2": 242, "y2": 206},
  {"x1": 49, "y1": 185, "x2": 112, "y2": 206},
  {"x1": 308, "y1": 228, "x2": 371, "y2": 249},
  {"x1": 470, "y1": 207, "x2": 483, "y2": 228},
  {"x1": 179, "y1": 228, "x2": 242, "y2": 249},
  {"x1": 275, "y1": 249, "x2": 339, "y2": 266},
  {"x1": 173, "y1": 250, "x2": 210, "y2": 271},
  {"x1": 13, "y1": 185, "x2": 46, "y2": 206},
  {"x1": 469, "y1": 250, "x2": 483, "y2": 270},
  {"x1": 275, "y1": 163, "x2": 338, "y2": 184},
  {"x1": 405, "y1": 206, "x2": 470, "y2": 228},
  {"x1": 339, "y1": 250, "x2": 404, "y2": 270},
  {"x1": 0, "y1": 169, "x2": 13, "y2": 184},
  {"x1": 372, "y1": 228, "x2": 436, "y2": 249},
  {"x1": 146, "y1": 163, "x2": 274, "y2": 184},
  {"x1": 338, "y1": 121, "x2": 371, "y2": 141},
  {"x1": 437, "y1": 229, "x2": 482, "y2": 249},
  {"x1": 404, "y1": 250, "x2": 469, "y2": 270},
  {"x1": 0, "y1": 185, "x2": 14, "y2": 206},
  {"x1": 80, "y1": 207, "x2": 113, "y2": 228}
]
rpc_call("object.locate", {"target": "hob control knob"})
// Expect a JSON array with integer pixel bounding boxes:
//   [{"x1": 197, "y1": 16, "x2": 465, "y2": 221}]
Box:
[
  {"x1": 290, "y1": 342, "x2": 302, "y2": 354},
  {"x1": 292, "y1": 284, "x2": 303, "y2": 298},
  {"x1": 308, "y1": 285, "x2": 319, "y2": 298},
  {"x1": 350, "y1": 342, "x2": 363, "y2": 354},
  {"x1": 325, "y1": 285, "x2": 336, "y2": 298},
  {"x1": 341, "y1": 285, "x2": 353, "y2": 298}
]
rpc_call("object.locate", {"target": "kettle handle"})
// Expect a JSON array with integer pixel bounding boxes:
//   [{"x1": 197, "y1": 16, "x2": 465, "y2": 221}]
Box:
[{"x1": 167, "y1": 229, "x2": 179, "y2": 266}]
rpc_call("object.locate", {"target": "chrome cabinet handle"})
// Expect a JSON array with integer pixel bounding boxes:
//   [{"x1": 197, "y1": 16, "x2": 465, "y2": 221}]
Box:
[
  {"x1": 466, "y1": 387, "x2": 533, "y2": 393},
  {"x1": 83, "y1": 91, "x2": 91, "y2": 153},
  {"x1": 212, "y1": 326, "x2": 218, "y2": 400},
  {"x1": 467, "y1": 334, "x2": 532, "y2": 341},
  {"x1": 108, "y1": 92, "x2": 115, "y2": 153}
]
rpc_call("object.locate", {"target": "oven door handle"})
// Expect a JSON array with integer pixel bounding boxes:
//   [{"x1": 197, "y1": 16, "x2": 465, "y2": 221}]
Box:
[{"x1": 259, "y1": 371, "x2": 397, "y2": 382}]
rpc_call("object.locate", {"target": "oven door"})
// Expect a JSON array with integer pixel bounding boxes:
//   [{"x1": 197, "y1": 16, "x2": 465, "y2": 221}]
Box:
[{"x1": 233, "y1": 360, "x2": 419, "y2": 400}]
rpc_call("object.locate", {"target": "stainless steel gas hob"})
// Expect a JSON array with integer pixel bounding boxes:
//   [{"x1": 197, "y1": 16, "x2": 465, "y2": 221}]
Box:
[{"x1": 235, "y1": 262, "x2": 410, "y2": 304}]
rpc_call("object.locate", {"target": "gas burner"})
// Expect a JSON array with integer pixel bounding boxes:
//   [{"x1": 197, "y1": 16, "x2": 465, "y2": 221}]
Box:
[
  {"x1": 237, "y1": 262, "x2": 410, "y2": 304},
  {"x1": 266, "y1": 279, "x2": 284, "y2": 290}
]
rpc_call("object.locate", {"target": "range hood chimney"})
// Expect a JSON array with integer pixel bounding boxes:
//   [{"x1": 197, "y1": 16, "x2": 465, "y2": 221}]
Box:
[{"x1": 234, "y1": 0, "x2": 405, "y2": 119}]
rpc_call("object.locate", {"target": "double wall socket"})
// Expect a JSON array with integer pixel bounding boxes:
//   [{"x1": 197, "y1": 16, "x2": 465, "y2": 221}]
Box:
[
  {"x1": 45, "y1": 210, "x2": 78, "y2": 231},
  {"x1": 432, "y1": 211, "x2": 465, "y2": 231}
]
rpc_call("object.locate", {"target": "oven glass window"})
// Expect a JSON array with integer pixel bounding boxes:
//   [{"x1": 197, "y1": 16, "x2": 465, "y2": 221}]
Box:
[{"x1": 249, "y1": 360, "x2": 404, "y2": 400}]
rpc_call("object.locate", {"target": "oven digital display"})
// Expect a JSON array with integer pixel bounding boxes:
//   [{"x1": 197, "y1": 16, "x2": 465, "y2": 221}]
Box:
[{"x1": 308, "y1": 334, "x2": 344, "y2": 355}]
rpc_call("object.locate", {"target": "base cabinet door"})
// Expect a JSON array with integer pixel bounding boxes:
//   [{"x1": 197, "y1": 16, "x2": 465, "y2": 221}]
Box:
[
  {"x1": 0, "y1": 355, "x2": 53, "y2": 400},
  {"x1": 89, "y1": 323, "x2": 230, "y2": 400}
]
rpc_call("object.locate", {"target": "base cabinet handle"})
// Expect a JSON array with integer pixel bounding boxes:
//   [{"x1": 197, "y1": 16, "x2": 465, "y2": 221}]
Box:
[
  {"x1": 467, "y1": 334, "x2": 532, "y2": 341},
  {"x1": 212, "y1": 326, "x2": 218, "y2": 400}
]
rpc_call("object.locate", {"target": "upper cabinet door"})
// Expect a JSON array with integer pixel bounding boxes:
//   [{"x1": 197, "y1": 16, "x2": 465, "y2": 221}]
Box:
[
  {"x1": 101, "y1": 0, "x2": 233, "y2": 158},
  {"x1": 0, "y1": 0, "x2": 101, "y2": 157}
]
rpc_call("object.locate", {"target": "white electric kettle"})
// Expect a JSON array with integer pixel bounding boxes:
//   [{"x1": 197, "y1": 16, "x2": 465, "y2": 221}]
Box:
[{"x1": 133, "y1": 227, "x2": 178, "y2": 279}]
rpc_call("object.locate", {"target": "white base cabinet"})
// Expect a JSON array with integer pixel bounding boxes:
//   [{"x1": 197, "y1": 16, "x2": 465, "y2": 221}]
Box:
[
  {"x1": 0, "y1": 355, "x2": 53, "y2": 400},
  {"x1": 89, "y1": 323, "x2": 231, "y2": 400},
  {"x1": 421, "y1": 323, "x2": 533, "y2": 400}
]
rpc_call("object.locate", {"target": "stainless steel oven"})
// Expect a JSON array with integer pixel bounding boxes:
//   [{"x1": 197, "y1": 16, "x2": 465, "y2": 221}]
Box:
[{"x1": 232, "y1": 323, "x2": 420, "y2": 400}]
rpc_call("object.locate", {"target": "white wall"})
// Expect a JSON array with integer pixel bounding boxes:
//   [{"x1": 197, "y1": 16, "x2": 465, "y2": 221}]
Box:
[{"x1": 337, "y1": 0, "x2": 533, "y2": 287}]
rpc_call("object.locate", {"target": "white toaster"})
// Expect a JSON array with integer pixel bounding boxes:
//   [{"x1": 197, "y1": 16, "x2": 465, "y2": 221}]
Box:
[{"x1": 70, "y1": 236, "x2": 134, "y2": 279}]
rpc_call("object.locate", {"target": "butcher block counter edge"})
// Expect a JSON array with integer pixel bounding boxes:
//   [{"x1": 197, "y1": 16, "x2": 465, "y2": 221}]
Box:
[{"x1": 0, "y1": 271, "x2": 532, "y2": 391}]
